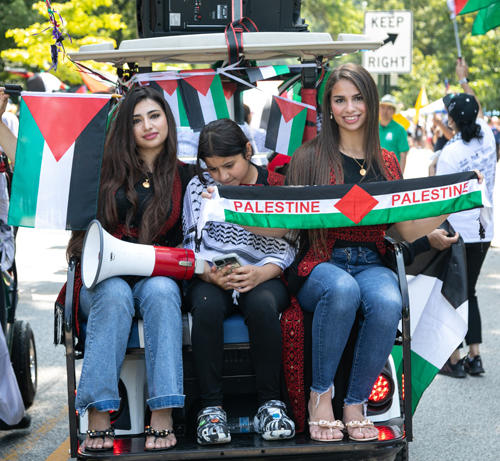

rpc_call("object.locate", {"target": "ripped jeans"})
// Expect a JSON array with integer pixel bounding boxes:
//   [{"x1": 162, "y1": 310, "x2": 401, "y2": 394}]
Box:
[{"x1": 297, "y1": 247, "x2": 402, "y2": 406}]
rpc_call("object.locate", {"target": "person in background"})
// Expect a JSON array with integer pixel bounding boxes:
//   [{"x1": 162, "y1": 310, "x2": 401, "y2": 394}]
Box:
[
  {"x1": 378, "y1": 94, "x2": 410, "y2": 173},
  {"x1": 0, "y1": 327, "x2": 31, "y2": 431},
  {"x1": 436, "y1": 57, "x2": 496, "y2": 378},
  {"x1": 488, "y1": 116, "x2": 500, "y2": 162},
  {"x1": 242, "y1": 104, "x2": 269, "y2": 165},
  {"x1": 432, "y1": 112, "x2": 454, "y2": 153}
]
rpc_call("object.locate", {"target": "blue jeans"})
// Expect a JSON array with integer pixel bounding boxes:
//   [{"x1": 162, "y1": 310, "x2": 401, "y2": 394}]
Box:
[
  {"x1": 76, "y1": 276, "x2": 184, "y2": 415},
  {"x1": 297, "y1": 247, "x2": 402, "y2": 406}
]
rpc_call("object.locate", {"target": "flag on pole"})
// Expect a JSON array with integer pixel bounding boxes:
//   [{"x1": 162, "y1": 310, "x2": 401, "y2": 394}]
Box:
[
  {"x1": 246, "y1": 65, "x2": 289, "y2": 83},
  {"x1": 414, "y1": 86, "x2": 429, "y2": 125},
  {"x1": 265, "y1": 96, "x2": 307, "y2": 156},
  {"x1": 472, "y1": 1, "x2": 500, "y2": 35},
  {"x1": 148, "y1": 79, "x2": 190, "y2": 128},
  {"x1": 450, "y1": 0, "x2": 499, "y2": 15},
  {"x1": 393, "y1": 113, "x2": 411, "y2": 131},
  {"x1": 178, "y1": 70, "x2": 229, "y2": 132},
  {"x1": 8, "y1": 93, "x2": 111, "y2": 230},
  {"x1": 391, "y1": 221, "x2": 468, "y2": 414},
  {"x1": 197, "y1": 172, "x2": 491, "y2": 235}
]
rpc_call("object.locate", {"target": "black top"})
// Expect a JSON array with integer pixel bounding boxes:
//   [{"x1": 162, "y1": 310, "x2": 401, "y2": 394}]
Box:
[{"x1": 340, "y1": 152, "x2": 384, "y2": 184}]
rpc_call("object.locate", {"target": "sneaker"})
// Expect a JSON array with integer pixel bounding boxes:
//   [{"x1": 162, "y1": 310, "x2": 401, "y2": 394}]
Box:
[
  {"x1": 0, "y1": 415, "x2": 31, "y2": 431},
  {"x1": 253, "y1": 400, "x2": 295, "y2": 441},
  {"x1": 464, "y1": 355, "x2": 485, "y2": 375},
  {"x1": 438, "y1": 358, "x2": 466, "y2": 378},
  {"x1": 196, "y1": 407, "x2": 231, "y2": 445}
]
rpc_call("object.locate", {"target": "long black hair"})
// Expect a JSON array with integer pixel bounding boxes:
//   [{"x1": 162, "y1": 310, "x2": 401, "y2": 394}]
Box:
[
  {"x1": 67, "y1": 86, "x2": 178, "y2": 258},
  {"x1": 196, "y1": 118, "x2": 252, "y2": 184}
]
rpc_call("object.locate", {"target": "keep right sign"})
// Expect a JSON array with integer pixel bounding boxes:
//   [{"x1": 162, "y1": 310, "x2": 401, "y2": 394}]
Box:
[{"x1": 362, "y1": 10, "x2": 413, "y2": 74}]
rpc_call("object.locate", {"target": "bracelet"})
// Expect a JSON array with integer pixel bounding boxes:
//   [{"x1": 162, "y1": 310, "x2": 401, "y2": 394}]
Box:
[{"x1": 458, "y1": 77, "x2": 468, "y2": 84}]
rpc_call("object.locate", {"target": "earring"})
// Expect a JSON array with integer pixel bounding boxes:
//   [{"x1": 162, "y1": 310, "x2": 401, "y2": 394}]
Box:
[{"x1": 330, "y1": 112, "x2": 333, "y2": 119}]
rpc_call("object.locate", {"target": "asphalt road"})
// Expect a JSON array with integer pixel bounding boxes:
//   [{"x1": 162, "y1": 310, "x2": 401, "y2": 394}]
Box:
[{"x1": 1, "y1": 148, "x2": 499, "y2": 460}]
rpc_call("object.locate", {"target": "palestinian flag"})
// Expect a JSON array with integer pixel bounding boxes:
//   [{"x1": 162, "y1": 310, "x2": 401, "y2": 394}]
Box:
[
  {"x1": 265, "y1": 96, "x2": 307, "y2": 156},
  {"x1": 472, "y1": 1, "x2": 500, "y2": 35},
  {"x1": 148, "y1": 79, "x2": 189, "y2": 128},
  {"x1": 390, "y1": 221, "x2": 468, "y2": 414},
  {"x1": 223, "y1": 82, "x2": 237, "y2": 120},
  {"x1": 178, "y1": 70, "x2": 229, "y2": 132},
  {"x1": 451, "y1": 0, "x2": 498, "y2": 15},
  {"x1": 246, "y1": 65, "x2": 289, "y2": 83},
  {"x1": 197, "y1": 172, "x2": 491, "y2": 236},
  {"x1": 8, "y1": 93, "x2": 111, "y2": 230}
]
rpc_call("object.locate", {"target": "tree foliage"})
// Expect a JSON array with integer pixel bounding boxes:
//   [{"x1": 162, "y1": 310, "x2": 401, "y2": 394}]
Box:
[{"x1": 0, "y1": 0, "x2": 134, "y2": 85}]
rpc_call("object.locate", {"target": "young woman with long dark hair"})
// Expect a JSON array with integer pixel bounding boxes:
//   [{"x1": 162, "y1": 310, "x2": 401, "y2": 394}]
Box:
[
  {"x1": 284, "y1": 63, "x2": 454, "y2": 442},
  {"x1": 57, "y1": 87, "x2": 193, "y2": 452}
]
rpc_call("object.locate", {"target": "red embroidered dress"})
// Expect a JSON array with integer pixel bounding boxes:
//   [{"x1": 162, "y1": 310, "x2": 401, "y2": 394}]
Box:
[{"x1": 280, "y1": 149, "x2": 402, "y2": 432}]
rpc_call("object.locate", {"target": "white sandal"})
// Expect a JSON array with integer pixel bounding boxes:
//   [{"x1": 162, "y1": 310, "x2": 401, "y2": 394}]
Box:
[
  {"x1": 344, "y1": 419, "x2": 378, "y2": 442},
  {"x1": 308, "y1": 419, "x2": 344, "y2": 442}
]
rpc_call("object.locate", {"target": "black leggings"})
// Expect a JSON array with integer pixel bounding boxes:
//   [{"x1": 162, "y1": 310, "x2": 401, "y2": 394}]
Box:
[
  {"x1": 464, "y1": 242, "x2": 490, "y2": 345},
  {"x1": 186, "y1": 277, "x2": 290, "y2": 407}
]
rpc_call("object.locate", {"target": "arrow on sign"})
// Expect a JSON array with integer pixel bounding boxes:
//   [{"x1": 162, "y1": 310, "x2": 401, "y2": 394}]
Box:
[{"x1": 382, "y1": 33, "x2": 398, "y2": 46}]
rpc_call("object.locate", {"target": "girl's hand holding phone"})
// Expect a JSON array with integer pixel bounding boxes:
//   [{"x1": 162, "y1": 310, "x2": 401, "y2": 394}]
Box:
[
  {"x1": 226, "y1": 265, "x2": 263, "y2": 293},
  {"x1": 206, "y1": 264, "x2": 234, "y2": 290}
]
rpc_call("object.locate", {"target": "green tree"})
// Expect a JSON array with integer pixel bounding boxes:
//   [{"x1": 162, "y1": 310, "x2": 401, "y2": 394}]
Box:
[
  {"x1": 0, "y1": 0, "x2": 39, "y2": 82},
  {"x1": 1, "y1": 0, "x2": 128, "y2": 86}
]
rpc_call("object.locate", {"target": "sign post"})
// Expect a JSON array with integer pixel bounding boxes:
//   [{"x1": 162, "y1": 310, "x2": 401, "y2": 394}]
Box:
[{"x1": 362, "y1": 10, "x2": 413, "y2": 74}]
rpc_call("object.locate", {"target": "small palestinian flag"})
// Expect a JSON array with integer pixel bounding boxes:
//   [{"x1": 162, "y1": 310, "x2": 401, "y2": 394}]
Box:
[
  {"x1": 197, "y1": 172, "x2": 491, "y2": 235},
  {"x1": 8, "y1": 93, "x2": 111, "y2": 230},
  {"x1": 246, "y1": 65, "x2": 289, "y2": 83},
  {"x1": 265, "y1": 96, "x2": 307, "y2": 156},
  {"x1": 178, "y1": 70, "x2": 229, "y2": 132},
  {"x1": 390, "y1": 221, "x2": 468, "y2": 414},
  {"x1": 223, "y1": 82, "x2": 237, "y2": 120},
  {"x1": 148, "y1": 79, "x2": 189, "y2": 128}
]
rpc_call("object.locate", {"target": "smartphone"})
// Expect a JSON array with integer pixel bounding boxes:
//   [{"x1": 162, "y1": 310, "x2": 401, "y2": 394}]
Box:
[{"x1": 212, "y1": 253, "x2": 243, "y2": 273}]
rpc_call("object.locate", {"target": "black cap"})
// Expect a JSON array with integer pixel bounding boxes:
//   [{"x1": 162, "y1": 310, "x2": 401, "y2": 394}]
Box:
[{"x1": 443, "y1": 93, "x2": 479, "y2": 122}]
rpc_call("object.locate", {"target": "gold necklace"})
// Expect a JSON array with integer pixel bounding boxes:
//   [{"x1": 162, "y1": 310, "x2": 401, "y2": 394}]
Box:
[
  {"x1": 143, "y1": 177, "x2": 151, "y2": 188},
  {"x1": 341, "y1": 150, "x2": 366, "y2": 176}
]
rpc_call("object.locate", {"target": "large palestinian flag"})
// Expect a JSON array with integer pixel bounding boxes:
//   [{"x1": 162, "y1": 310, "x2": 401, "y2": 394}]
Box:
[
  {"x1": 265, "y1": 96, "x2": 308, "y2": 156},
  {"x1": 390, "y1": 221, "x2": 468, "y2": 414},
  {"x1": 197, "y1": 172, "x2": 491, "y2": 236},
  {"x1": 148, "y1": 79, "x2": 189, "y2": 128},
  {"x1": 178, "y1": 70, "x2": 229, "y2": 132},
  {"x1": 8, "y1": 93, "x2": 111, "y2": 230}
]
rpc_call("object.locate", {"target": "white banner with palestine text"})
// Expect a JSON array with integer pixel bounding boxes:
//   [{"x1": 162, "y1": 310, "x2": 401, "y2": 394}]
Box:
[{"x1": 197, "y1": 172, "x2": 491, "y2": 236}]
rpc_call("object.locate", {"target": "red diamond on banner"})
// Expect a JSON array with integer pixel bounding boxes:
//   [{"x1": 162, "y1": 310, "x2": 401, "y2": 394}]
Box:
[{"x1": 334, "y1": 185, "x2": 379, "y2": 224}]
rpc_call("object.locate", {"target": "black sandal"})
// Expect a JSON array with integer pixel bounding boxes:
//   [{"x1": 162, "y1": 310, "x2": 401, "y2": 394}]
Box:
[
  {"x1": 85, "y1": 427, "x2": 115, "y2": 452},
  {"x1": 144, "y1": 425, "x2": 176, "y2": 452}
]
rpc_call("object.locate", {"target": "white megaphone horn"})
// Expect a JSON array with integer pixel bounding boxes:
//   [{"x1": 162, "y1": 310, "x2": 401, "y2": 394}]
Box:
[{"x1": 81, "y1": 220, "x2": 205, "y2": 290}]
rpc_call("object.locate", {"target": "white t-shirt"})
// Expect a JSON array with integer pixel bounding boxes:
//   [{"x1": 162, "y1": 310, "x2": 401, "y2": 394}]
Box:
[
  {"x1": 0, "y1": 112, "x2": 19, "y2": 154},
  {"x1": 436, "y1": 118, "x2": 496, "y2": 242}
]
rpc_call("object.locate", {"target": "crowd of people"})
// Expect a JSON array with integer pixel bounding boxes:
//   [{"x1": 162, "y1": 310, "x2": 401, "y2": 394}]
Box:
[{"x1": 0, "y1": 54, "x2": 493, "y2": 451}]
